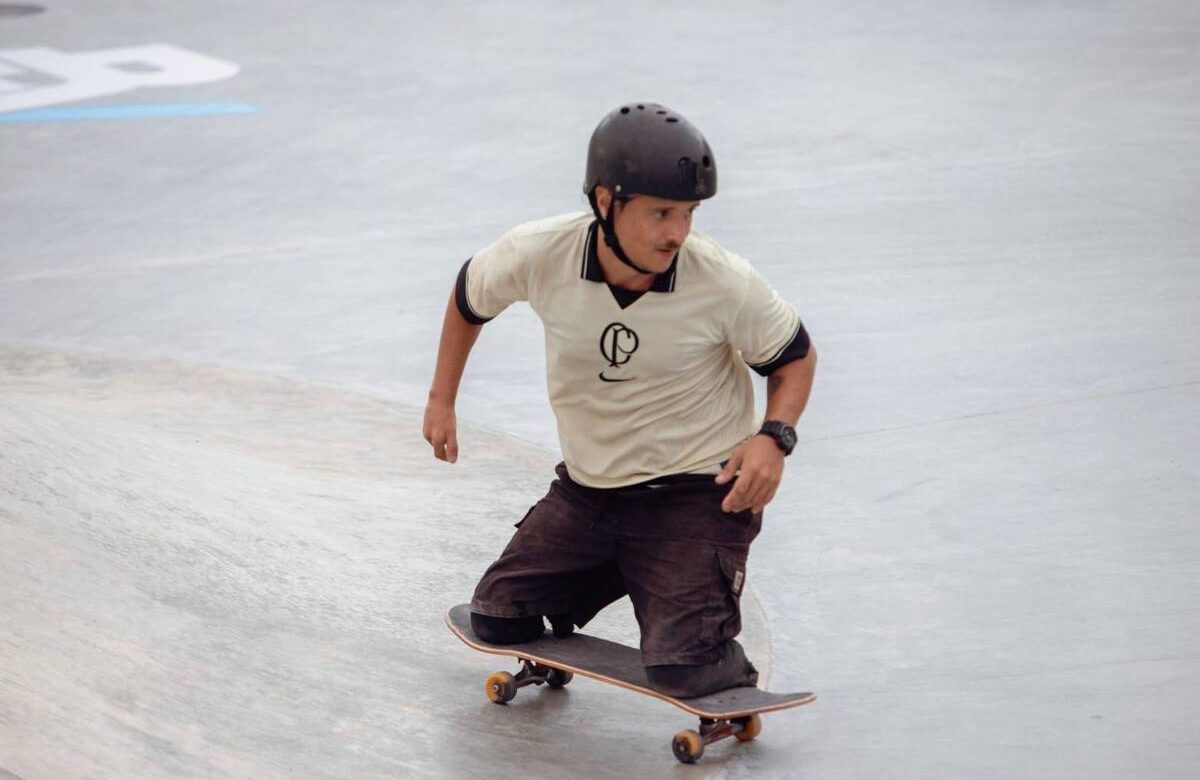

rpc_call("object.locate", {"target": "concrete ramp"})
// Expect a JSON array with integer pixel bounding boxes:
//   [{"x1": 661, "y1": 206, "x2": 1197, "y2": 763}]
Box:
[{"x1": 0, "y1": 346, "x2": 769, "y2": 778}]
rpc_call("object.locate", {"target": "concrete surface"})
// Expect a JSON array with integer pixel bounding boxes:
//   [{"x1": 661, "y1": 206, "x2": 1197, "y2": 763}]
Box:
[{"x1": 2, "y1": 1, "x2": 1198, "y2": 778}]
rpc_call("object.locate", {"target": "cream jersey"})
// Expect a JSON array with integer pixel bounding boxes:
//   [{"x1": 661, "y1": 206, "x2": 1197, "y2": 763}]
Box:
[{"x1": 456, "y1": 212, "x2": 809, "y2": 489}]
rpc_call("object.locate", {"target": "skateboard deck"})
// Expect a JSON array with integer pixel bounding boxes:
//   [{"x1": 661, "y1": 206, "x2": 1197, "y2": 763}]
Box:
[{"x1": 446, "y1": 603, "x2": 815, "y2": 763}]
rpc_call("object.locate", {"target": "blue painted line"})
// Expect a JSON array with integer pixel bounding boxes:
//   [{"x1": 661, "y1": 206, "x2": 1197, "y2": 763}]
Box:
[{"x1": 0, "y1": 102, "x2": 260, "y2": 123}]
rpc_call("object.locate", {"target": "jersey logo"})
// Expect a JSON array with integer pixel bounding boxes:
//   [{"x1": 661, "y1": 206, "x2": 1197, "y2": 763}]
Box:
[{"x1": 599, "y1": 322, "x2": 638, "y2": 383}]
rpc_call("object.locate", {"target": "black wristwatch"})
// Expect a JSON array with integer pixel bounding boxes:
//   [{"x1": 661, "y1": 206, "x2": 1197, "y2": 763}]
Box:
[{"x1": 758, "y1": 420, "x2": 797, "y2": 456}]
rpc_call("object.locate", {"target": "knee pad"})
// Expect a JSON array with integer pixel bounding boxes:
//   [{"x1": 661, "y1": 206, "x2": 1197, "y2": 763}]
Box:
[
  {"x1": 645, "y1": 664, "x2": 706, "y2": 698},
  {"x1": 470, "y1": 612, "x2": 545, "y2": 644},
  {"x1": 645, "y1": 641, "x2": 759, "y2": 698}
]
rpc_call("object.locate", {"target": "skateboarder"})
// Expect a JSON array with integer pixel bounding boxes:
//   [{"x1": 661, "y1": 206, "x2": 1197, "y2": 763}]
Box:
[{"x1": 423, "y1": 102, "x2": 816, "y2": 698}]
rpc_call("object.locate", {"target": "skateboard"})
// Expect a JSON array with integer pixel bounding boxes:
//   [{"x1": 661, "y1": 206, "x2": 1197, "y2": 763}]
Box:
[{"x1": 446, "y1": 604, "x2": 815, "y2": 764}]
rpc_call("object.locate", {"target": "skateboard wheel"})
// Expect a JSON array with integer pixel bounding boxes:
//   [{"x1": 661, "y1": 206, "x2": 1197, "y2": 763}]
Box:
[
  {"x1": 672, "y1": 730, "x2": 704, "y2": 764},
  {"x1": 485, "y1": 671, "x2": 517, "y2": 704},
  {"x1": 734, "y1": 713, "x2": 762, "y2": 742},
  {"x1": 545, "y1": 668, "x2": 573, "y2": 688}
]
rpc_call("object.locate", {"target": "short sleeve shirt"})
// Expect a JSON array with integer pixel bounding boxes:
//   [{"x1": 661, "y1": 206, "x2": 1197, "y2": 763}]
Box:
[{"x1": 458, "y1": 212, "x2": 808, "y2": 488}]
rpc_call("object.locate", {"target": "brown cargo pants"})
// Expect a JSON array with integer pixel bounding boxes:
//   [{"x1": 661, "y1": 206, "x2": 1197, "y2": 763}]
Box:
[{"x1": 470, "y1": 463, "x2": 761, "y2": 697}]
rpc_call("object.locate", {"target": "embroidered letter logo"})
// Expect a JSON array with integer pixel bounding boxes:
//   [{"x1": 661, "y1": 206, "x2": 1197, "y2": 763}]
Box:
[{"x1": 599, "y1": 322, "x2": 638, "y2": 383}]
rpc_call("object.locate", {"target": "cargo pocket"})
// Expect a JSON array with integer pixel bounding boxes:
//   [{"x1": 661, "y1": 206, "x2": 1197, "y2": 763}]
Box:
[{"x1": 702, "y1": 548, "x2": 748, "y2": 643}]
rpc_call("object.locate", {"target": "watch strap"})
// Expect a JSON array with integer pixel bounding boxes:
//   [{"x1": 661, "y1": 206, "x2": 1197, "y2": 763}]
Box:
[{"x1": 758, "y1": 420, "x2": 796, "y2": 456}]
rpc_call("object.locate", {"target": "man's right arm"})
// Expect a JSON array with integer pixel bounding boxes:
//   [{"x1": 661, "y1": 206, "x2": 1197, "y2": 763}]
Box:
[{"x1": 423, "y1": 287, "x2": 483, "y2": 463}]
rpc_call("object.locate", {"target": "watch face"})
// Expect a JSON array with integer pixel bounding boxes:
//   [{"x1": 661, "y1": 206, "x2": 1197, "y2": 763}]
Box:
[{"x1": 763, "y1": 422, "x2": 797, "y2": 453}]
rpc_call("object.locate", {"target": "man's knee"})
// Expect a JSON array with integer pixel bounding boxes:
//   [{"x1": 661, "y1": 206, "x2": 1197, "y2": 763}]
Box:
[
  {"x1": 645, "y1": 641, "x2": 759, "y2": 699},
  {"x1": 646, "y1": 664, "x2": 713, "y2": 698},
  {"x1": 470, "y1": 612, "x2": 544, "y2": 644}
]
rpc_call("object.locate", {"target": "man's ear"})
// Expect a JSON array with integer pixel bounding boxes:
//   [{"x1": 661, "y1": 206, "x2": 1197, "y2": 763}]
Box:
[{"x1": 594, "y1": 185, "x2": 612, "y2": 220}]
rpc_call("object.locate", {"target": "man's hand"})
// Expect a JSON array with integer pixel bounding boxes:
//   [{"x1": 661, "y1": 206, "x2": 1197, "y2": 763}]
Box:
[
  {"x1": 423, "y1": 286, "x2": 484, "y2": 464},
  {"x1": 715, "y1": 435, "x2": 785, "y2": 513},
  {"x1": 422, "y1": 398, "x2": 459, "y2": 463}
]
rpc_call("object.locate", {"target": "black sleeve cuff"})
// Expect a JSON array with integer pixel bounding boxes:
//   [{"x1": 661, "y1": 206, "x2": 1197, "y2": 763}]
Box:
[
  {"x1": 750, "y1": 320, "x2": 811, "y2": 376},
  {"x1": 455, "y1": 257, "x2": 493, "y2": 325}
]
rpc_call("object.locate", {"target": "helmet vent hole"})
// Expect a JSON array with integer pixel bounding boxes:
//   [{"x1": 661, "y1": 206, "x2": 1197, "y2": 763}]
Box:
[
  {"x1": 637, "y1": 104, "x2": 645, "y2": 110},
  {"x1": 620, "y1": 107, "x2": 630, "y2": 114},
  {"x1": 666, "y1": 117, "x2": 679, "y2": 123},
  {"x1": 656, "y1": 110, "x2": 666, "y2": 115},
  {"x1": 702, "y1": 155, "x2": 711, "y2": 167}
]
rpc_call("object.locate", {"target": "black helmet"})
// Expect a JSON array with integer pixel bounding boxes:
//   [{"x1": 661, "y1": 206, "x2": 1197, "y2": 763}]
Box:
[
  {"x1": 583, "y1": 102, "x2": 717, "y2": 275},
  {"x1": 583, "y1": 102, "x2": 717, "y2": 202}
]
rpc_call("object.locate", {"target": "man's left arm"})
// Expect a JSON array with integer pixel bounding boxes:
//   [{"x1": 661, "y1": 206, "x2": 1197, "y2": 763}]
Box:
[{"x1": 716, "y1": 346, "x2": 817, "y2": 513}]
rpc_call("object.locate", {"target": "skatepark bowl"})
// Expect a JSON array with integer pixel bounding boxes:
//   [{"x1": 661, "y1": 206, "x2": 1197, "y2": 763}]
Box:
[{"x1": 2, "y1": 2, "x2": 1198, "y2": 778}]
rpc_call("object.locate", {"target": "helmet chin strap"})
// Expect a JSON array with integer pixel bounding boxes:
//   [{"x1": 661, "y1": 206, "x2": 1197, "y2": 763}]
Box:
[{"x1": 588, "y1": 190, "x2": 656, "y2": 276}]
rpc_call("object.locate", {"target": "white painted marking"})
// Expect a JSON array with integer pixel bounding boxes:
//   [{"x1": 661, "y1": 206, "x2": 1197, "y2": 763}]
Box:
[{"x1": 0, "y1": 44, "x2": 239, "y2": 114}]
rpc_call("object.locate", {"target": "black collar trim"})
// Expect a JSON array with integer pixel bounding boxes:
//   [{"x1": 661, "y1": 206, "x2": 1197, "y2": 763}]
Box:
[{"x1": 581, "y1": 221, "x2": 677, "y2": 293}]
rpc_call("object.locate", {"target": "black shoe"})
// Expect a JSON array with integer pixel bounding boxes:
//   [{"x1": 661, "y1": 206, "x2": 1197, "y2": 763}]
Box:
[{"x1": 547, "y1": 612, "x2": 575, "y2": 638}]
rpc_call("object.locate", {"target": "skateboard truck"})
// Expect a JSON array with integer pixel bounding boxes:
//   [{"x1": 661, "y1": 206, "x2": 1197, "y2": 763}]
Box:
[
  {"x1": 483, "y1": 657, "x2": 762, "y2": 764},
  {"x1": 485, "y1": 658, "x2": 574, "y2": 704},
  {"x1": 671, "y1": 714, "x2": 762, "y2": 764}
]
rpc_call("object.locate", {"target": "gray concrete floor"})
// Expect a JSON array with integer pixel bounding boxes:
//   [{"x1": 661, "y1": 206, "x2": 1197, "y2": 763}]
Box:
[{"x1": 2, "y1": 1, "x2": 1198, "y2": 778}]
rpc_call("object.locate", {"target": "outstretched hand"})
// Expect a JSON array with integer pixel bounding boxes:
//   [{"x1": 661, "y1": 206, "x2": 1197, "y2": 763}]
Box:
[
  {"x1": 422, "y1": 399, "x2": 459, "y2": 463},
  {"x1": 715, "y1": 435, "x2": 785, "y2": 513}
]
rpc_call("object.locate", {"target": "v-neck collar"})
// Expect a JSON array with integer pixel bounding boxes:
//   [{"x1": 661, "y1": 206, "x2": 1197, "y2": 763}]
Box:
[{"x1": 579, "y1": 221, "x2": 678, "y2": 309}]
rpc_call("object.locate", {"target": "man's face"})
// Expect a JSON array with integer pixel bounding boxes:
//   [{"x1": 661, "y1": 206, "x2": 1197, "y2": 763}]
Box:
[{"x1": 602, "y1": 190, "x2": 700, "y2": 273}]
